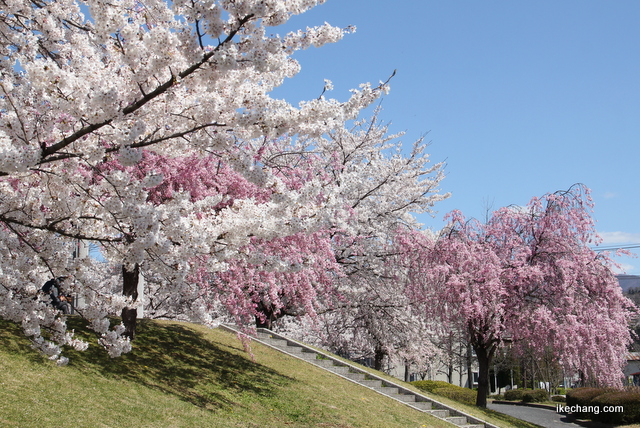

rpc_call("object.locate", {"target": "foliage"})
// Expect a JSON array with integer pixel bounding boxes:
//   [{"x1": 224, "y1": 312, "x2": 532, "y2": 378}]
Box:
[
  {"x1": 590, "y1": 389, "x2": 640, "y2": 424},
  {"x1": 401, "y1": 184, "x2": 635, "y2": 406},
  {"x1": 410, "y1": 380, "x2": 477, "y2": 406},
  {"x1": 272, "y1": 116, "x2": 447, "y2": 369},
  {"x1": 566, "y1": 387, "x2": 613, "y2": 419},
  {"x1": 503, "y1": 388, "x2": 547, "y2": 403},
  {"x1": 566, "y1": 387, "x2": 640, "y2": 424},
  {"x1": 503, "y1": 389, "x2": 525, "y2": 401},
  {"x1": 0, "y1": 0, "x2": 448, "y2": 364},
  {"x1": 566, "y1": 387, "x2": 610, "y2": 405},
  {"x1": 521, "y1": 389, "x2": 548, "y2": 403},
  {"x1": 411, "y1": 380, "x2": 457, "y2": 394},
  {"x1": 516, "y1": 345, "x2": 563, "y2": 394},
  {"x1": 433, "y1": 386, "x2": 477, "y2": 406},
  {"x1": 551, "y1": 395, "x2": 566, "y2": 402}
]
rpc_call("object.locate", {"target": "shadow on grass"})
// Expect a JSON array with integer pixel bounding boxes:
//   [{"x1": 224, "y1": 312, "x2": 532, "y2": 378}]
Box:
[
  {"x1": 0, "y1": 319, "x2": 45, "y2": 362},
  {"x1": 2, "y1": 317, "x2": 293, "y2": 412}
]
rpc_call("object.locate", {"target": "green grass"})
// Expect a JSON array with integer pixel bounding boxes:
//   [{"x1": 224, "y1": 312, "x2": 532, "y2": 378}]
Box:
[
  {"x1": 0, "y1": 318, "x2": 454, "y2": 428},
  {"x1": 0, "y1": 317, "x2": 552, "y2": 427}
]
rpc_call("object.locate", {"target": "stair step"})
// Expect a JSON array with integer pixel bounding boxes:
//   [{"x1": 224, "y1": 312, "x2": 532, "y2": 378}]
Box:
[
  {"x1": 446, "y1": 416, "x2": 468, "y2": 425},
  {"x1": 360, "y1": 379, "x2": 383, "y2": 388},
  {"x1": 344, "y1": 372, "x2": 366, "y2": 381},
  {"x1": 265, "y1": 338, "x2": 288, "y2": 347},
  {"x1": 410, "y1": 400, "x2": 432, "y2": 410},
  {"x1": 312, "y1": 358, "x2": 336, "y2": 367},
  {"x1": 390, "y1": 393, "x2": 416, "y2": 402},
  {"x1": 299, "y1": 351, "x2": 319, "y2": 360},
  {"x1": 327, "y1": 365, "x2": 350, "y2": 374},
  {"x1": 428, "y1": 409, "x2": 450, "y2": 418},
  {"x1": 245, "y1": 328, "x2": 489, "y2": 428},
  {"x1": 374, "y1": 386, "x2": 399, "y2": 395},
  {"x1": 282, "y1": 345, "x2": 305, "y2": 354}
]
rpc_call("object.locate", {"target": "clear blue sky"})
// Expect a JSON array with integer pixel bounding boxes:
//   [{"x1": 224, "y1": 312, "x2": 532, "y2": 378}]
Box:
[{"x1": 270, "y1": 1, "x2": 640, "y2": 272}]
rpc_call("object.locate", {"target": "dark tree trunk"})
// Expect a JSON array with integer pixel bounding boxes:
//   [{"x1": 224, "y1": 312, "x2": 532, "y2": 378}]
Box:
[
  {"x1": 255, "y1": 315, "x2": 272, "y2": 329},
  {"x1": 459, "y1": 340, "x2": 465, "y2": 387},
  {"x1": 445, "y1": 332, "x2": 454, "y2": 384},
  {"x1": 373, "y1": 346, "x2": 386, "y2": 372},
  {"x1": 255, "y1": 301, "x2": 276, "y2": 329},
  {"x1": 404, "y1": 362, "x2": 410, "y2": 382},
  {"x1": 121, "y1": 263, "x2": 139, "y2": 340},
  {"x1": 466, "y1": 343, "x2": 473, "y2": 389},
  {"x1": 474, "y1": 343, "x2": 496, "y2": 408}
]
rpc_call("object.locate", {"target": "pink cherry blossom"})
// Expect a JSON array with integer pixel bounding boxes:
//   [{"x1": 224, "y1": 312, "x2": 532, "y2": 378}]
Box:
[{"x1": 401, "y1": 184, "x2": 635, "y2": 407}]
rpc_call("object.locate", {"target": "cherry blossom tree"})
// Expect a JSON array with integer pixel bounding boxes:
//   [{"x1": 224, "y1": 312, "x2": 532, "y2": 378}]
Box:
[
  {"x1": 0, "y1": 0, "x2": 394, "y2": 362},
  {"x1": 270, "y1": 115, "x2": 448, "y2": 369},
  {"x1": 403, "y1": 185, "x2": 635, "y2": 407}
]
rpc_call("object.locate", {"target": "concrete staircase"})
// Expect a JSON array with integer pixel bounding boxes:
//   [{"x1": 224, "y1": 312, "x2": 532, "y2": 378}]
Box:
[{"x1": 220, "y1": 325, "x2": 499, "y2": 428}]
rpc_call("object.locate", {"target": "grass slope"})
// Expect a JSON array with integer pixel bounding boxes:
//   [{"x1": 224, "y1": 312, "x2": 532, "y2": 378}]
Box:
[{"x1": 1, "y1": 318, "x2": 454, "y2": 428}]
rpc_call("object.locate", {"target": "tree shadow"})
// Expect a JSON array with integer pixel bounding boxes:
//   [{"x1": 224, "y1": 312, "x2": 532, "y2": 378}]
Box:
[
  {"x1": 0, "y1": 319, "x2": 52, "y2": 365},
  {"x1": 59, "y1": 318, "x2": 294, "y2": 411}
]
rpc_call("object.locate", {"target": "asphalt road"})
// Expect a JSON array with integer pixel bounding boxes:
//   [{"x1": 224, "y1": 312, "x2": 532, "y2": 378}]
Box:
[{"x1": 488, "y1": 402, "x2": 613, "y2": 428}]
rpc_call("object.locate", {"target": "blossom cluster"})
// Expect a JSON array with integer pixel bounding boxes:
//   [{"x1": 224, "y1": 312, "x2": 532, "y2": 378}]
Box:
[
  {"x1": 399, "y1": 185, "x2": 634, "y2": 391},
  {"x1": 0, "y1": 0, "x2": 447, "y2": 363}
]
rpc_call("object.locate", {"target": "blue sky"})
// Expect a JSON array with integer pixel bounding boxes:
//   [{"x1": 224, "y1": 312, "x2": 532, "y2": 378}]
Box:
[{"x1": 270, "y1": 1, "x2": 640, "y2": 273}]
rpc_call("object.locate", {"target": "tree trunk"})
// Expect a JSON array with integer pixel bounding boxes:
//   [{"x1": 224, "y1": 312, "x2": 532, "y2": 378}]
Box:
[
  {"x1": 255, "y1": 317, "x2": 271, "y2": 329},
  {"x1": 474, "y1": 343, "x2": 496, "y2": 408},
  {"x1": 121, "y1": 263, "x2": 139, "y2": 340},
  {"x1": 459, "y1": 340, "x2": 465, "y2": 387},
  {"x1": 404, "y1": 362, "x2": 410, "y2": 382},
  {"x1": 255, "y1": 301, "x2": 276, "y2": 329},
  {"x1": 373, "y1": 346, "x2": 386, "y2": 372},
  {"x1": 466, "y1": 343, "x2": 473, "y2": 389}
]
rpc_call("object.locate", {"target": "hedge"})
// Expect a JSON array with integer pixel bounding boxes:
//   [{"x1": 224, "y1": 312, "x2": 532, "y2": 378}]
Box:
[
  {"x1": 433, "y1": 386, "x2": 477, "y2": 406},
  {"x1": 566, "y1": 387, "x2": 607, "y2": 407},
  {"x1": 565, "y1": 387, "x2": 611, "y2": 419},
  {"x1": 503, "y1": 389, "x2": 524, "y2": 401},
  {"x1": 503, "y1": 388, "x2": 548, "y2": 403},
  {"x1": 523, "y1": 389, "x2": 548, "y2": 403},
  {"x1": 591, "y1": 390, "x2": 640, "y2": 424},
  {"x1": 411, "y1": 380, "x2": 454, "y2": 394},
  {"x1": 410, "y1": 381, "x2": 477, "y2": 406},
  {"x1": 566, "y1": 387, "x2": 640, "y2": 424}
]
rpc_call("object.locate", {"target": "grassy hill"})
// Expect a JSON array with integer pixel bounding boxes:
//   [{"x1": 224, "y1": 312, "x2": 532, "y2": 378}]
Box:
[
  {"x1": 0, "y1": 317, "x2": 458, "y2": 428},
  {"x1": 0, "y1": 317, "x2": 543, "y2": 428}
]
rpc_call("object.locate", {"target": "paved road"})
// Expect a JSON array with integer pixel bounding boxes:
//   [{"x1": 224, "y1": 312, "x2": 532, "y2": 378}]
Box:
[{"x1": 488, "y1": 403, "x2": 612, "y2": 428}]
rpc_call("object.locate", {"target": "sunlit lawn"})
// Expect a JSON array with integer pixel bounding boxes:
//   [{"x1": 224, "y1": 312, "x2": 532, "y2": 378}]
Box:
[{"x1": 1, "y1": 318, "x2": 452, "y2": 428}]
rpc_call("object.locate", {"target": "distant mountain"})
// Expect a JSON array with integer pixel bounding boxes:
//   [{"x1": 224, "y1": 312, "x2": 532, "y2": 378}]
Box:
[{"x1": 617, "y1": 275, "x2": 640, "y2": 293}]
